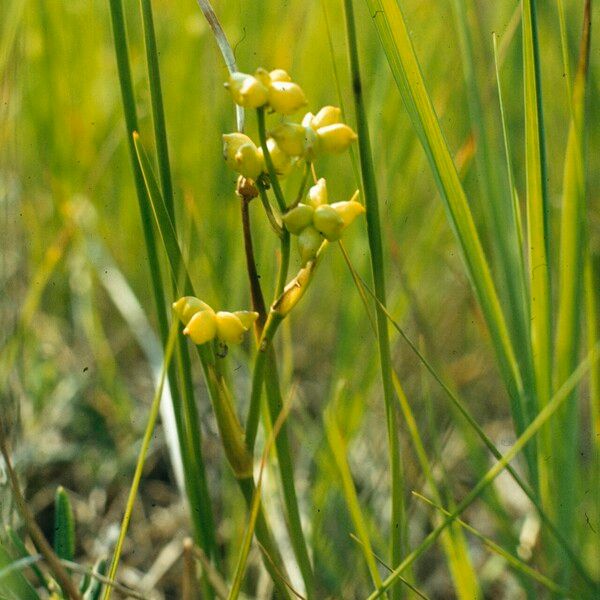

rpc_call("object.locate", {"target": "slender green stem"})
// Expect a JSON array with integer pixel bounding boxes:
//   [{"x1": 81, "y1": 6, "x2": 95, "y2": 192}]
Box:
[
  {"x1": 256, "y1": 107, "x2": 287, "y2": 212},
  {"x1": 343, "y1": 1, "x2": 405, "y2": 596},
  {"x1": 256, "y1": 179, "x2": 283, "y2": 237}
]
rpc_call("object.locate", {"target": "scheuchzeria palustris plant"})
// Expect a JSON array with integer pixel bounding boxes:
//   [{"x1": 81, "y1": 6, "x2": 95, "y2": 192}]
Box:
[{"x1": 173, "y1": 67, "x2": 364, "y2": 338}]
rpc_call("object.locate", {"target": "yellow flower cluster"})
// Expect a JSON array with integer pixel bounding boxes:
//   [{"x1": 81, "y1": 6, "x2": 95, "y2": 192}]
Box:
[
  {"x1": 283, "y1": 179, "x2": 365, "y2": 265},
  {"x1": 225, "y1": 68, "x2": 307, "y2": 114},
  {"x1": 172, "y1": 297, "x2": 258, "y2": 345},
  {"x1": 223, "y1": 67, "x2": 357, "y2": 183}
]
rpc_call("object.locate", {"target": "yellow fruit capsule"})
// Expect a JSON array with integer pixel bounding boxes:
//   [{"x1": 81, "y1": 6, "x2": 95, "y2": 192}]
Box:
[
  {"x1": 253, "y1": 67, "x2": 272, "y2": 87},
  {"x1": 315, "y1": 123, "x2": 358, "y2": 153},
  {"x1": 331, "y1": 199, "x2": 366, "y2": 227},
  {"x1": 268, "y1": 81, "x2": 307, "y2": 115},
  {"x1": 184, "y1": 309, "x2": 218, "y2": 345},
  {"x1": 223, "y1": 133, "x2": 254, "y2": 171},
  {"x1": 225, "y1": 72, "x2": 269, "y2": 108},
  {"x1": 297, "y1": 226, "x2": 322, "y2": 266},
  {"x1": 313, "y1": 204, "x2": 345, "y2": 241},
  {"x1": 306, "y1": 178, "x2": 328, "y2": 207},
  {"x1": 233, "y1": 311, "x2": 260, "y2": 329},
  {"x1": 270, "y1": 123, "x2": 316, "y2": 157},
  {"x1": 310, "y1": 106, "x2": 342, "y2": 130},
  {"x1": 172, "y1": 296, "x2": 214, "y2": 325},
  {"x1": 215, "y1": 311, "x2": 248, "y2": 344},
  {"x1": 235, "y1": 143, "x2": 263, "y2": 180},
  {"x1": 269, "y1": 68, "x2": 292, "y2": 83},
  {"x1": 282, "y1": 203, "x2": 314, "y2": 234},
  {"x1": 257, "y1": 138, "x2": 292, "y2": 177}
]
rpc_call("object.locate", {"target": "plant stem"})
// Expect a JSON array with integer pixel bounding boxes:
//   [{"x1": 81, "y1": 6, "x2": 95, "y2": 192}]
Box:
[
  {"x1": 256, "y1": 107, "x2": 287, "y2": 212},
  {"x1": 343, "y1": 0, "x2": 405, "y2": 596}
]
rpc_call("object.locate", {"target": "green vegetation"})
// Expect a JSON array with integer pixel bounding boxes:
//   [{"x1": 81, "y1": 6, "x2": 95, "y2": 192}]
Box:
[{"x1": 0, "y1": 0, "x2": 598, "y2": 597}]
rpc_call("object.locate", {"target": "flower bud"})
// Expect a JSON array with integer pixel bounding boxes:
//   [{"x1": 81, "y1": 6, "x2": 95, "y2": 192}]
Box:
[
  {"x1": 269, "y1": 68, "x2": 291, "y2": 83},
  {"x1": 282, "y1": 203, "x2": 314, "y2": 234},
  {"x1": 297, "y1": 226, "x2": 322, "y2": 266},
  {"x1": 306, "y1": 178, "x2": 328, "y2": 208},
  {"x1": 270, "y1": 123, "x2": 317, "y2": 157},
  {"x1": 313, "y1": 204, "x2": 345, "y2": 241},
  {"x1": 223, "y1": 133, "x2": 254, "y2": 171},
  {"x1": 253, "y1": 67, "x2": 272, "y2": 87},
  {"x1": 215, "y1": 311, "x2": 248, "y2": 344},
  {"x1": 331, "y1": 199, "x2": 366, "y2": 228},
  {"x1": 233, "y1": 311, "x2": 259, "y2": 329},
  {"x1": 225, "y1": 72, "x2": 269, "y2": 108},
  {"x1": 310, "y1": 105, "x2": 342, "y2": 130},
  {"x1": 235, "y1": 143, "x2": 263, "y2": 180},
  {"x1": 257, "y1": 138, "x2": 292, "y2": 177},
  {"x1": 184, "y1": 309, "x2": 218, "y2": 345},
  {"x1": 315, "y1": 123, "x2": 357, "y2": 153},
  {"x1": 173, "y1": 296, "x2": 214, "y2": 325},
  {"x1": 268, "y1": 81, "x2": 307, "y2": 115}
]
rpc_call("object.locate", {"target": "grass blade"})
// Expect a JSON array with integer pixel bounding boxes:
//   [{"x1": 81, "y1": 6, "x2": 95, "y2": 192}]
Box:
[
  {"x1": 53, "y1": 487, "x2": 75, "y2": 563},
  {"x1": 343, "y1": 2, "x2": 406, "y2": 593},
  {"x1": 521, "y1": 0, "x2": 553, "y2": 505},
  {"x1": 103, "y1": 320, "x2": 179, "y2": 600}
]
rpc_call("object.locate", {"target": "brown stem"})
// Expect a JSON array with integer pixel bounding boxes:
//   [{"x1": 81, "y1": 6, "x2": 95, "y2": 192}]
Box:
[
  {"x1": 0, "y1": 428, "x2": 82, "y2": 600},
  {"x1": 240, "y1": 196, "x2": 267, "y2": 335}
]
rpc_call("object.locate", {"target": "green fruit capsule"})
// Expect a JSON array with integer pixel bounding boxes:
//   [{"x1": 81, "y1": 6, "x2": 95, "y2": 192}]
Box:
[
  {"x1": 282, "y1": 203, "x2": 314, "y2": 234},
  {"x1": 313, "y1": 204, "x2": 345, "y2": 241},
  {"x1": 297, "y1": 226, "x2": 322, "y2": 266}
]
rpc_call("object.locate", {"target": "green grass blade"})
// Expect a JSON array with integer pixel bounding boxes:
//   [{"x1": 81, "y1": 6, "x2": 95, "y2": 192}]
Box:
[
  {"x1": 553, "y1": 0, "x2": 592, "y2": 579},
  {"x1": 53, "y1": 487, "x2": 75, "y2": 562},
  {"x1": 521, "y1": 0, "x2": 553, "y2": 505},
  {"x1": 343, "y1": 3, "x2": 406, "y2": 594},
  {"x1": 364, "y1": 0, "x2": 527, "y2": 440},
  {"x1": 367, "y1": 340, "x2": 600, "y2": 598},
  {"x1": 106, "y1": 0, "x2": 217, "y2": 565},
  {"x1": 103, "y1": 321, "x2": 178, "y2": 600}
]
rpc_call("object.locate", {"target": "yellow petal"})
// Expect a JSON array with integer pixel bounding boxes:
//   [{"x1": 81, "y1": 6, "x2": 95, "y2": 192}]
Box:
[
  {"x1": 172, "y1": 296, "x2": 214, "y2": 325},
  {"x1": 184, "y1": 309, "x2": 217, "y2": 345},
  {"x1": 216, "y1": 311, "x2": 247, "y2": 344}
]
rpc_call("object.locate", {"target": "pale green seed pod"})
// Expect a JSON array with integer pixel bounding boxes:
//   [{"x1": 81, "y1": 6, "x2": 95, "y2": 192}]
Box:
[
  {"x1": 330, "y1": 199, "x2": 366, "y2": 227},
  {"x1": 234, "y1": 311, "x2": 259, "y2": 329},
  {"x1": 257, "y1": 138, "x2": 292, "y2": 177},
  {"x1": 172, "y1": 296, "x2": 214, "y2": 325},
  {"x1": 225, "y1": 72, "x2": 269, "y2": 108},
  {"x1": 315, "y1": 123, "x2": 358, "y2": 153},
  {"x1": 270, "y1": 123, "x2": 316, "y2": 157},
  {"x1": 306, "y1": 178, "x2": 328, "y2": 208},
  {"x1": 282, "y1": 203, "x2": 314, "y2": 234},
  {"x1": 215, "y1": 311, "x2": 248, "y2": 344},
  {"x1": 297, "y1": 226, "x2": 322, "y2": 266},
  {"x1": 235, "y1": 143, "x2": 263, "y2": 180},
  {"x1": 223, "y1": 133, "x2": 255, "y2": 171},
  {"x1": 313, "y1": 204, "x2": 345, "y2": 241},
  {"x1": 184, "y1": 309, "x2": 218, "y2": 345},
  {"x1": 269, "y1": 68, "x2": 292, "y2": 83},
  {"x1": 310, "y1": 105, "x2": 342, "y2": 130},
  {"x1": 268, "y1": 81, "x2": 308, "y2": 115}
]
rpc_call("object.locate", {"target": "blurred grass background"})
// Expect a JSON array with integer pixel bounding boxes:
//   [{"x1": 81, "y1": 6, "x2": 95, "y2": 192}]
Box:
[{"x1": 1, "y1": 0, "x2": 599, "y2": 597}]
